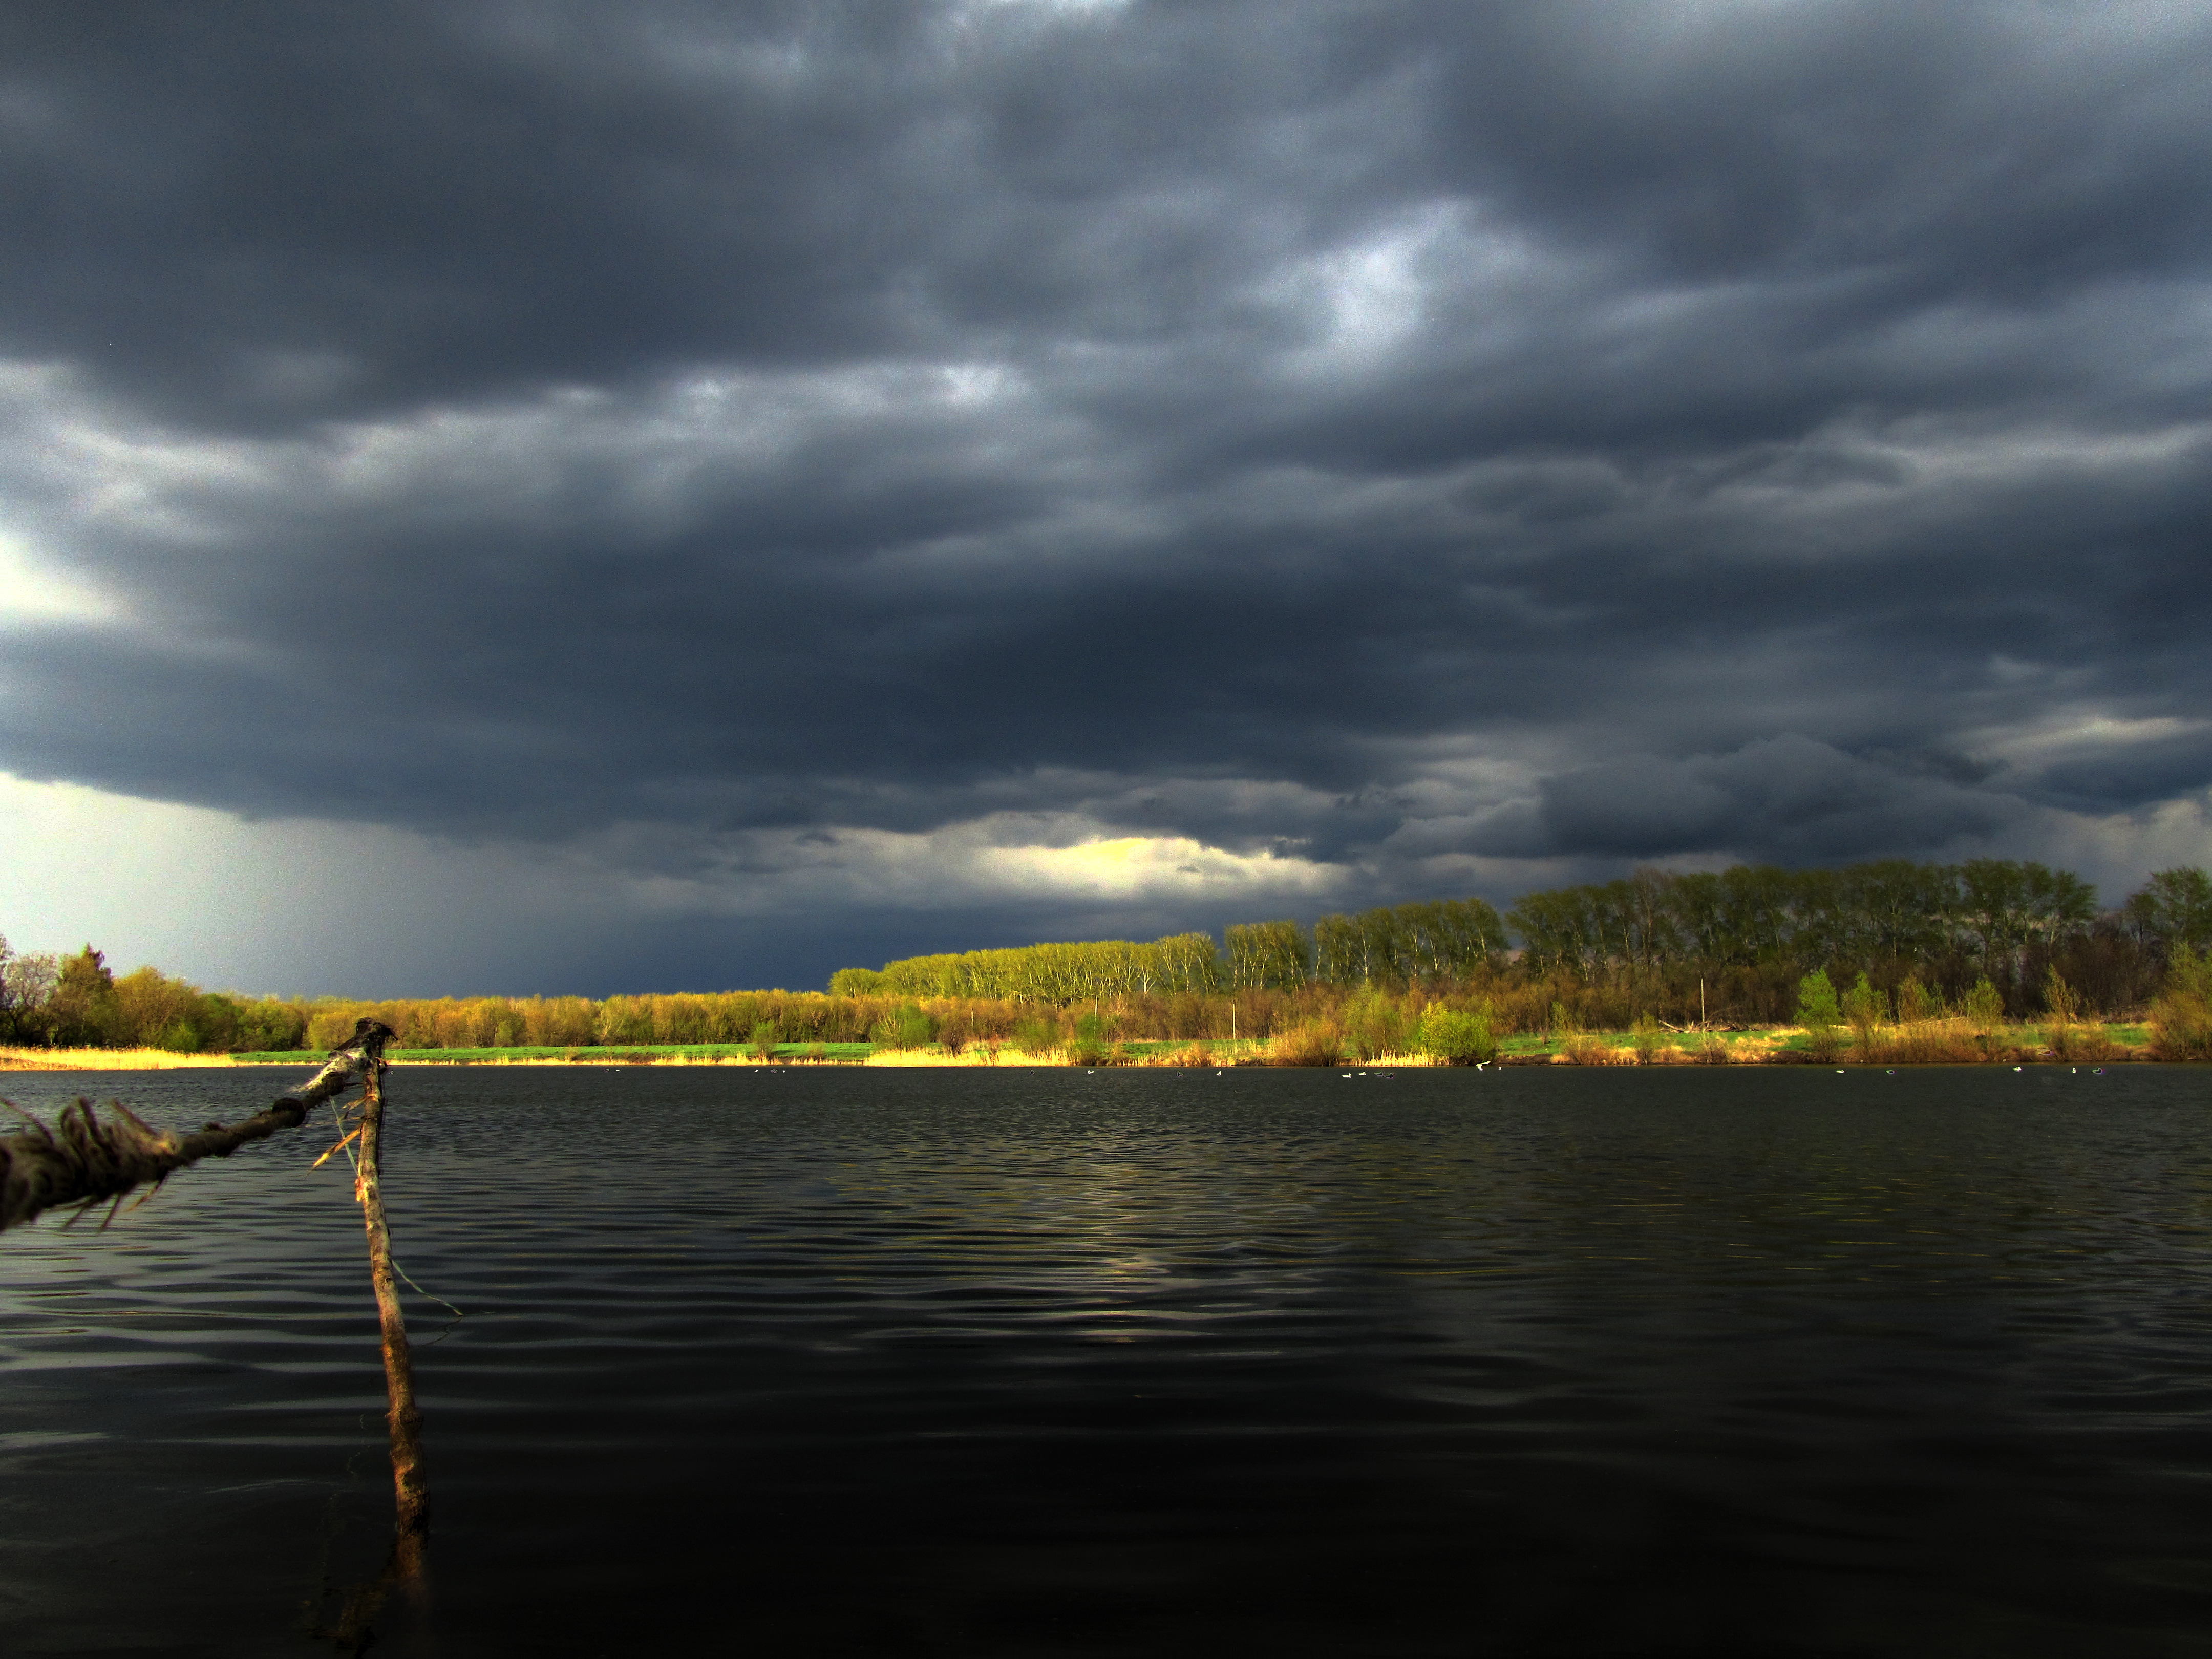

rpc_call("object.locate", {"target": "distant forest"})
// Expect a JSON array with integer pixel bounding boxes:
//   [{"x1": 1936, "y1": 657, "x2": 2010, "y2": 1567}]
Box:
[
  {"x1": 836, "y1": 860, "x2": 2208, "y2": 1010},
  {"x1": 5, "y1": 859, "x2": 2209, "y2": 1053}
]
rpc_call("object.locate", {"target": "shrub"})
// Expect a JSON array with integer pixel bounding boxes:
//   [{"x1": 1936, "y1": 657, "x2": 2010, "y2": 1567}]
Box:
[
  {"x1": 1070, "y1": 1011, "x2": 1112, "y2": 1066},
  {"x1": 1414, "y1": 1002, "x2": 1497, "y2": 1066},
  {"x1": 1963, "y1": 976, "x2": 2005, "y2": 1038},
  {"x1": 1896, "y1": 977, "x2": 1942, "y2": 1023},
  {"x1": 1795, "y1": 970, "x2": 1840, "y2": 1027},
  {"x1": 1794, "y1": 971, "x2": 1843, "y2": 1060},
  {"x1": 1012, "y1": 1014, "x2": 1060, "y2": 1053},
  {"x1": 1342, "y1": 986, "x2": 1410, "y2": 1061},
  {"x1": 1631, "y1": 1015, "x2": 1665, "y2": 1065},
  {"x1": 750, "y1": 1019, "x2": 780, "y2": 1061},
  {"x1": 1841, "y1": 973, "x2": 1886, "y2": 1060},
  {"x1": 1561, "y1": 1032, "x2": 1616, "y2": 1065},
  {"x1": 871, "y1": 1003, "x2": 937, "y2": 1051},
  {"x1": 2149, "y1": 947, "x2": 2212, "y2": 1060},
  {"x1": 1888, "y1": 1023, "x2": 1980, "y2": 1064},
  {"x1": 2049, "y1": 1020, "x2": 2116, "y2": 1062},
  {"x1": 1265, "y1": 1020, "x2": 1343, "y2": 1067}
]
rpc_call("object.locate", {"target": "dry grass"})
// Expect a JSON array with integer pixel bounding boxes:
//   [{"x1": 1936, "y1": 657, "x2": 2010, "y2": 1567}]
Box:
[
  {"x1": 1263, "y1": 1021, "x2": 1344, "y2": 1067},
  {"x1": 1557, "y1": 1033, "x2": 1624, "y2": 1065},
  {"x1": 1139, "y1": 1041, "x2": 1217, "y2": 1067},
  {"x1": 2044, "y1": 1020, "x2": 2119, "y2": 1064},
  {"x1": 1884, "y1": 1020, "x2": 1992, "y2": 1064},
  {"x1": 0, "y1": 1046, "x2": 240, "y2": 1071},
  {"x1": 863, "y1": 1045, "x2": 1067, "y2": 1067}
]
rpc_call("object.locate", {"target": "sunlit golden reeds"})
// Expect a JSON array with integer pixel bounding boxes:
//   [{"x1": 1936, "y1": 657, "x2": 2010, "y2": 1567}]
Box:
[
  {"x1": 0, "y1": 1046, "x2": 241, "y2": 1070},
  {"x1": 863, "y1": 1045, "x2": 1068, "y2": 1067}
]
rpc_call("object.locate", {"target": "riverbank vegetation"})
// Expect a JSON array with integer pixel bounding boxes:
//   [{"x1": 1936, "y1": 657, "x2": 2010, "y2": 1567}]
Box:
[{"x1": 5, "y1": 860, "x2": 2208, "y2": 1068}]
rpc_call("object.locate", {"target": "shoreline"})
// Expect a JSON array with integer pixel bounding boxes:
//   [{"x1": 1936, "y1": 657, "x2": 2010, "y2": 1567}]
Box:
[{"x1": 0, "y1": 1025, "x2": 2176, "y2": 1073}]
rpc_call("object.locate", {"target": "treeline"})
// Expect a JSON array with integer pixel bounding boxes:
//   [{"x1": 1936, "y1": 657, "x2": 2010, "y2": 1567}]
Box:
[
  {"x1": 0, "y1": 944, "x2": 310, "y2": 1052},
  {"x1": 834, "y1": 860, "x2": 2212, "y2": 1028},
  {"x1": 5, "y1": 861, "x2": 2208, "y2": 1055},
  {"x1": 830, "y1": 898, "x2": 1512, "y2": 1000}
]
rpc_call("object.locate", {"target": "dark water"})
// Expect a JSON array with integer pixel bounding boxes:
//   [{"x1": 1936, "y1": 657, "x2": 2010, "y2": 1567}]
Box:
[{"x1": 3, "y1": 1065, "x2": 2210, "y2": 1656}]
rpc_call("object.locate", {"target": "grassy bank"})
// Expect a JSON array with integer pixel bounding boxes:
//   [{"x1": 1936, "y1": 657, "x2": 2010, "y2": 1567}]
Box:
[{"x1": 8, "y1": 1018, "x2": 2166, "y2": 1072}]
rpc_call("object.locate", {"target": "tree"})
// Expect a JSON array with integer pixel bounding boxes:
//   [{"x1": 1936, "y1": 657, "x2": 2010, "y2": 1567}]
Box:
[
  {"x1": 49, "y1": 945, "x2": 119, "y2": 1046},
  {"x1": 2126, "y1": 868, "x2": 2212, "y2": 955},
  {"x1": 1954, "y1": 860, "x2": 2095, "y2": 974},
  {"x1": 1227, "y1": 920, "x2": 1309, "y2": 989},
  {"x1": 1795, "y1": 969, "x2": 1841, "y2": 1030}
]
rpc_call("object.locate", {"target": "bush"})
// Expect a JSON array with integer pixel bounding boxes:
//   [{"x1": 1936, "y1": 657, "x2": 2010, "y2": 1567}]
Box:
[
  {"x1": 2049, "y1": 1020, "x2": 2117, "y2": 1062},
  {"x1": 1414, "y1": 1002, "x2": 1497, "y2": 1065},
  {"x1": 1561, "y1": 1033, "x2": 1617, "y2": 1065},
  {"x1": 1012, "y1": 1014, "x2": 1061, "y2": 1053},
  {"x1": 870, "y1": 1003, "x2": 937, "y2": 1051},
  {"x1": 1963, "y1": 976, "x2": 2005, "y2": 1037},
  {"x1": 1896, "y1": 977, "x2": 1942, "y2": 1023},
  {"x1": 2149, "y1": 947, "x2": 2212, "y2": 1060},
  {"x1": 1630, "y1": 1014, "x2": 1665, "y2": 1065},
  {"x1": 1795, "y1": 970, "x2": 1840, "y2": 1028},
  {"x1": 1265, "y1": 1020, "x2": 1343, "y2": 1067},
  {"x1": 750, "y1": 1019, "x2": 780, "y2": 1061},
  {"x1": 1070, "y1": 1011, "x2": 1111, "y2": 1066},
  {"x1": 1841, "y1": 972, "x2": 1886, "y2": 1059},
  {"x1": 1342, "y1": 986, "x2": 1409, "y2": 1061},
  {"x1": 1153, "y1": 1040, "x2": 1213, "y2": 1067}
]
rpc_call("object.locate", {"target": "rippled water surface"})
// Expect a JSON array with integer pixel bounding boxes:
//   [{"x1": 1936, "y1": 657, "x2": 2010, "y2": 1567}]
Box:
[{"x1": 4, "y1": 1064, "x2": 2210, "y2": 1655}]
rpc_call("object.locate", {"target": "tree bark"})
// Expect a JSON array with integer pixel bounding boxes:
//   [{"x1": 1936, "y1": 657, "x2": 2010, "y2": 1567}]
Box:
[{"x1": 355, "y1": 1055, "x2": 429, "y2": 1561}]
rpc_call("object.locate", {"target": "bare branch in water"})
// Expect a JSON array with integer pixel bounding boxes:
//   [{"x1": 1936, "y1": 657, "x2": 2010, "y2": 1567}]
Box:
[{"x1": 0, "y1": 1019, "x2": 396, "y2": 1234}]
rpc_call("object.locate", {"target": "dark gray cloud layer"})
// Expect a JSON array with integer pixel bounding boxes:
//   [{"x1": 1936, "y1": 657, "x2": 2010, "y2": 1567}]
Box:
[{"x1": 2, "y1": 0, "x2": 2209, "y2": 984}]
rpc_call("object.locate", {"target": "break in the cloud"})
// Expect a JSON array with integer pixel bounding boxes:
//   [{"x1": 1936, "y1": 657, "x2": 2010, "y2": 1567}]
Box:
[{"x1": 1, "y1": 0, "x2": 2209, "y2": 993}]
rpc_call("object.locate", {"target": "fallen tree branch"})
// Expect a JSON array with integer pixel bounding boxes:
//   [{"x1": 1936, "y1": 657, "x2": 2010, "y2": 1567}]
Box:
[{"x1": 0, "y1": 1019, "x2": 396, "y2": 1235}]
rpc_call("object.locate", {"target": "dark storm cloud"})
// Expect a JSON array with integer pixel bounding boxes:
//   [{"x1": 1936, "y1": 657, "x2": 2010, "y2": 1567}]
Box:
[
  {"x1": 1477, "y1": 736, "x2": 2024, "y2": 863},
  {"x1": 2, "y1": 0, "x2": 2209, "y2": 970}
]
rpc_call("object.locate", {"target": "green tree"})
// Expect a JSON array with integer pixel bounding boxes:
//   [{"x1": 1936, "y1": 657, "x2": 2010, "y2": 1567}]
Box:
[
  {"x1": 1415, "y1": 1002, "x2": 1497, "y2": 1065},
  {"x1": 1963, "y1": 976, "x2": 2005, "y2": 1041},
  {"x1": 1795, "y1": 969, "x2": 1841, "y2": 1029},
  {"x1": 1895, "y1": 976, "x2": 1941, "y2": 1024},
  {"x1": 2126, "y1": 868, "x2": 2212, "y2": 954},
  {"x1": 49, "y1": 945, "x2": 119, "y2": 1045},
  {"x1": 1226, "y1": 920, "x2": 1310, "y2": 989},
  {"x1": 1840, "y1": 972, "x2": 1886, "y2": 1037},
  {"x1": 1840, "y1": 972, "x2": 1886, "y2": 1061}
]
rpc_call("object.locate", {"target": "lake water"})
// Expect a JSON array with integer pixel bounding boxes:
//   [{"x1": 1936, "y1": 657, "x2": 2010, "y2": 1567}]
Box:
[{"x1": 2, "y1": 1064, "x2": 2209, "y2": 1656}]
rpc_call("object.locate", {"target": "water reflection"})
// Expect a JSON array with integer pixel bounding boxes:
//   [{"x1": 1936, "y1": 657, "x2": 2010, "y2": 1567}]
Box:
[{"x1": 1, "y1": 1065, "x2": 2208, "y2": 1654}]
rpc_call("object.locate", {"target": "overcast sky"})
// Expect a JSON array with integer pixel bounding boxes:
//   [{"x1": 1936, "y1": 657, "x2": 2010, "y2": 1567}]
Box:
[{"x1": 3, "y1": 0, "x2": 2209, "y2": 996}]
